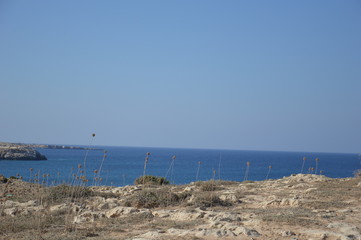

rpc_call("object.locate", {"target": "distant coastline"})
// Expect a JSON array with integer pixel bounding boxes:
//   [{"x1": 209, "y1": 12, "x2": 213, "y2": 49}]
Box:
[
  {"x1": 0, "y1": 142, "x2": 102, "y2": 161},
  {"x1": 0, "y1": 142, "x2": 103, "y2": 151},
  {"x1": 0, "y1": 142, "x2": 47, "y2": 160}
]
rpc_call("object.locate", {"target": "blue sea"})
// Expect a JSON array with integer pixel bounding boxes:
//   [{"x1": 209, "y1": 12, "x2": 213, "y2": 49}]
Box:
[{"x1": 1, "y1": 146, "x2": 360, "y2": 186}]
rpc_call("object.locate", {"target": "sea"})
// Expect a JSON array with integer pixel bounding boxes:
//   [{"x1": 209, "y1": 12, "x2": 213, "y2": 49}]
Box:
[{"x1": 1, "y1": 146, "x2": 360, "y2": 187}]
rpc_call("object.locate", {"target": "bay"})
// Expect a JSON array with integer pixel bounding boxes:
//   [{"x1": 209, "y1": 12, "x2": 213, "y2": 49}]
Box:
[{"x1": 0, "y1": 146, "x2": 360, "y2": 186}]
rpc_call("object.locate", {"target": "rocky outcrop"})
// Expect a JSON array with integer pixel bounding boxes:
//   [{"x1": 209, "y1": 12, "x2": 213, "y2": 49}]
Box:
[
  {"x1": 0, "y1": 146, "x2": 47, "y2": 160},
  {"x1": 0, "y1": 141, "x2": 103, "y2": 151},
  {"x1": 1, "y1": 175, "x2": 361, "y2": 240}
]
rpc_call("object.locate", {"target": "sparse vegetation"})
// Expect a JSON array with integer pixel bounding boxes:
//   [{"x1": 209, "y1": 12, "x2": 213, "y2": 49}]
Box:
[
  {"x1": 301, "y1": 157, "x2": 306, "y2": 174},
  {"x1": 354, "y1": 169, "x2": 361, "y2": 178},
  {"x1": 134, "y1": 175, "x2": 169, "y2": 185},
  {"x1": 1, "y1": 174, "x2": 361, "y2": 239},
  {"x1": 260, "y1": 208, "x2": 319, "y2": 227},
  {"x1": 244, "y1": 161, "x2": 250, "y2": 181},
  {"x1": 315, "y1": 157, "x2": 320, "y2": 174},
  {"x1": 0, "y1": 213, "x2": 65, "y2": 235},
  {"x1": 126, "y1": 187, "x2": 191, "y2": 208},
  {"x1": 1, "y1": 136, "x2": 361, "y2": 240},
  {"x1": 195, "y1": 161, "x2": 201, "y2": 181},
  {"x1": 195, "y1": 179, "x2": 237, "y2": 191},
  {"x1": 44, "y1": 184, "x2": 91, "y2": 204},
  {"x1": 195, "y1": 180, "x2": 218, "y2": 191},
  {"x1": 142, "y1": 152, "x2": 151, "y2": 185},
  {"x1": 265, "y1": 165, "x2": 272, "y2": 180},
  {"x1": 0, "y1": 174, "x2": 8, "y2": 183},
  {"x1": 193, "y1": 192, "x2": 232, "y2": 208}
]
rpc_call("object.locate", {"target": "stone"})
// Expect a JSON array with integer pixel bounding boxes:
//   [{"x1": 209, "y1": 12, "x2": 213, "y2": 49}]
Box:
[
  {"x1": 231, "y1": 226, "x2": 260, "y2": 237},
  {"x1": 219, "y1": 194, "x2": 238, "y2": 203},
  {"x1": 3, "y1": 207, "x2": 17, "y2": 216},
  {"x1": 73, "y1": 211, "x2": 104, "y2": 223},
  {"x1": 105, "y1": 206, "x2": 138, "y2": 218},
  {"x1": 169, "y1": 210, "x2": 205, "y2": 221},
  {"x1": 281, "y1": 230, "x2": 296, "y2": 236},
  {"x1": 49, "y1": 203, "x2": 69, "y2": 212},
  {"x1": 327, "y1": 222, "x2": 361, "y2": 239}
]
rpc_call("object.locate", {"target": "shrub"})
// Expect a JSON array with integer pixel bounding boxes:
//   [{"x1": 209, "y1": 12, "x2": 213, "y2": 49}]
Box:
[
  {"x1": 0, "y1": 175, "x2": 8, "y2": 183},
  {"x1": 354, "y1": 169, "x2": 361, "y2": 178},
  {"x1": 134, "y1": 175, "x2": 169, "y2": 185},
  {"x1": 128, "y1": 188, "x2": 191, "y2": 208},
  {"x1": 132, "y1": 190, "x2": 160, "y2": 208},
  {"x1": 193, "y1": 192, "x2": 232, "y2": 208},
  {"x1": 198, "y1": 181, "x2": 217, "y2": 191}
]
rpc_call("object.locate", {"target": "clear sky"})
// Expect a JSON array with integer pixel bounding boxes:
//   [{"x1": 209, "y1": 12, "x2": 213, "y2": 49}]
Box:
[{"x1": 1, "y1": 1, "x2": 360, "y2": 153}]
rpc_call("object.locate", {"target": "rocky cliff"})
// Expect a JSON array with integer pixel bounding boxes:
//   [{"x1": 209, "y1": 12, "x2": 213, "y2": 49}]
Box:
[{"x1": 0, "y1": 146, "x2": 47, "y2": 160}]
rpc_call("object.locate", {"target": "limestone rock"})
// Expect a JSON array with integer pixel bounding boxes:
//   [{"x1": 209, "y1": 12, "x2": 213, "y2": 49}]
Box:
[
  {"x1": 0, "y1": 146, "x2": 46, "y2": 160},
  {"x1": 169, "y1": 209, "x2": 205, "y2": 221},
  {"x1": 327, "y1": 222, "x2": 361, "y2": 239},
  {"x1": 106, "y1": 206, "x2": 136, "y2": 218},
  {"x1": 224, "y1": 225, "x2": 260, "y2": 237},
  {"x1": 49, "y1": 203, "x2": 69, "y2": 212},
  {"x1": 73, "y1": 211, "x2": 104, "y2": 223}
]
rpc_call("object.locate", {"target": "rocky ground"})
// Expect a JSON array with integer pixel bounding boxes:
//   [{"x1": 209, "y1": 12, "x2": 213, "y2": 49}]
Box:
[{"x1": 1, "y1": 174, "x2": 360, "y2": 240}]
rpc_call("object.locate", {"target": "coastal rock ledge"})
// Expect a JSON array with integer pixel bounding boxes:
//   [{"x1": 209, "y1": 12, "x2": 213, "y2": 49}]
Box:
[{"x1": 0, "y1": 146, "x2": 47, "y2": 160}]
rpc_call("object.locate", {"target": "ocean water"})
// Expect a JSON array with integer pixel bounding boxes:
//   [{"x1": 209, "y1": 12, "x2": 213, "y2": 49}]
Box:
[{"x1": 0, "y1": 146, "x2": 360, "y2": 186}]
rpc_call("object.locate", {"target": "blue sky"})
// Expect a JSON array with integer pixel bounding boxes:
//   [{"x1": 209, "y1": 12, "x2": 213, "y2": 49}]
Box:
[{"x1": 1, "y1": 0, "x2": 360, "y2": 153}]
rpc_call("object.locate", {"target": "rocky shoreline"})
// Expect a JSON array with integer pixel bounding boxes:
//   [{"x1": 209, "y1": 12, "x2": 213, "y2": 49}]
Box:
[
  {"x1": 0, "y1": 142, "x2": 101, "y2": 150},
  {"x1": 0, "y1": 144, "x2": 47, "y2": 160},
  {"x1": 0, "y1": 174, "x2": 360, "y2": 239},
  {"x1": 0, "y1": 142, "x2": 102, "y2": 160}
]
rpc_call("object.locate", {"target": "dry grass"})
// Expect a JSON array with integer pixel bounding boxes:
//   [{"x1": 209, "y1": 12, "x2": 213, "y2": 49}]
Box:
[
  {"x1": 192, "y1": 192, "x2": 232, "y2": 208},
  {"x1": 194, "y1": 179, "x2": 237, "y2": 191},
  {"x1": 195, "y1": 180, "x2": 218, "y2": 191},
  {"x1": 259, "y1": 208, "x2": 320, "y2": 227},
  {"x1": 354, "y1": 169, "x2": 361, "y2": 178},
  {"x1": 0, "y1": 211, "x2": 65, "y2": 235},
  {"x1": 125, "y1": 187, "x2": 191, "y2": 208}
]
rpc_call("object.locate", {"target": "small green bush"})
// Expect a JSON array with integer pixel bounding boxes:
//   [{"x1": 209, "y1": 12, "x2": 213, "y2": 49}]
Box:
[{"x1": 134, "y1": 175, "x2": 169, "y2": 185}]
